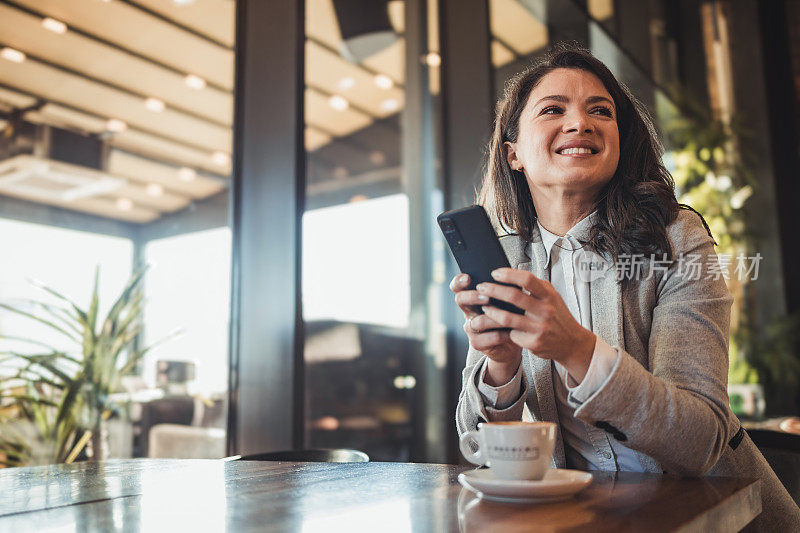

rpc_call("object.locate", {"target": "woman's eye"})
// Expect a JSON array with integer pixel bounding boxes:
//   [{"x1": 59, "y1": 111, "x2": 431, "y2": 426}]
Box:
[
  {"x1": 541, "y1": 106, "x2": 562, "y2": 114},
  {"x1": 592, "y1": 106, "x2": 613, "y2": 117}
]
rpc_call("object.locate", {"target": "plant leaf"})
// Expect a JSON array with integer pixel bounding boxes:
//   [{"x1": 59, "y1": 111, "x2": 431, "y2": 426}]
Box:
[{"x1": 0, "y1": 303, "x2": 81, "y2": 344}]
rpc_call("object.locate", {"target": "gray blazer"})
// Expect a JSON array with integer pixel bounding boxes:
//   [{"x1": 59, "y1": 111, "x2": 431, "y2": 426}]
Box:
[{"x1": 455, "y1": 209, "x2": 800, "y2": 531}]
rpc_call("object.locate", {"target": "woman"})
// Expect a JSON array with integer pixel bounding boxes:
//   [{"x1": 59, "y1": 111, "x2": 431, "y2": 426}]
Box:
[{"x1": 452, "y1": 44, "x2": 800, "y2": 531}]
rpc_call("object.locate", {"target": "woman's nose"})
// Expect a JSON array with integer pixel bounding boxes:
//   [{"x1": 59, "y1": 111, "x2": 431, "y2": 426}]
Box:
[{"x1": 562, "y1": 112, "x2": 594, "y2": 134}]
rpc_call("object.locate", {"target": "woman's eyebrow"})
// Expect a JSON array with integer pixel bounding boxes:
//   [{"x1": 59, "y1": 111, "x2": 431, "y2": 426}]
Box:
[{"x1": 534, "y1": 95, "x2": 615, "y2": 108}]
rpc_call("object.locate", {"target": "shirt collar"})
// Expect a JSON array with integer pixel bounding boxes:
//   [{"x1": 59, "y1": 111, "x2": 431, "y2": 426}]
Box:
[{"x1": 535, "y1": 210, "x2": 598, "y2": 267}]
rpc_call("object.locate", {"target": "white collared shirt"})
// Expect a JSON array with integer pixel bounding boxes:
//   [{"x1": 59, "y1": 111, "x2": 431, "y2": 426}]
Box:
[{"x1": 477, "y1": 211, "x2": 645, "y2": 472}]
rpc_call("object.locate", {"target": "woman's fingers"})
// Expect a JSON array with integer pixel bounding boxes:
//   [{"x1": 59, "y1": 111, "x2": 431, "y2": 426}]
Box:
[
  {"x1": 481, "y1": 305, "x2": 531, "y2": 331},
  {"x1": 449, "y1": 273, "x2": 471, "y2": 292},
  {"x1": 476, "y1": 281, "x2": 537, "y2": 312},
  {"x1": 490, "y1": 268, "x2": 552, "y2": 299},
  {"x1": 468, "y1": 328, "x2": 512, "y2": 352},
  {"x1": 454, "y1": 289, "x2": 491, "y2": 316},
  {"x1": 464, "y1": 313, "x2": 505, "y2": 333}
]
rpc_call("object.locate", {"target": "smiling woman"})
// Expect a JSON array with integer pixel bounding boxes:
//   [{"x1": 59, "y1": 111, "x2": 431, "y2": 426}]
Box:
[{"x1": 452, "y1": 44, "x2": 800, "y2": 532}]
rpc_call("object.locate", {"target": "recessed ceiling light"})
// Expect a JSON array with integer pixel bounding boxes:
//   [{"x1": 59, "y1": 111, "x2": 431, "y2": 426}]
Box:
[
  {"x1": 146, "y1": 183, "x2": 164, "y2": 196},
  {"x1": 328, "y1": 95, "x2": 349, "y2": 111},
  {"x1": 425, "y1": 52, "x2": 441, "y2": 67},
  {"x1": 184, "y1": 74, "x2": 206, "y2": 90},
  {"x1": 116, "y1": 198, "x2": 133, "y2": 211},
  {"x1": 173, "y1": 0, "x2": 196, "y2": 5},
  {"x1": 42, "y1": 17, "x2": 67, "y2": 34},
  {"x1": 106, "y1": 119, "x2": 127, "y2": 133},
  {"x1": 374, "y1": 74, "x2": 393, "y2": 89},
  {"x1": 144, "y1": 97, "x2": 165, "y2": 112},
  {"x1": 212, "y1": 152, "x2": 230, "y2": 166},
  {"x1": 177, "y1": 167, "x2": 197, "y2": 181},
  {"x1": 369, "y1": 151, "x2": 386, "y2": 165},
  {"x1": 337, "y1": 77, "x2": 355, "y2": 90},
  {"x1": 379, "y1": 98, "x2": 400, "y2": 113},
  {"x1": 1, "y1": 48, "x2": 26, "y2": 64}
]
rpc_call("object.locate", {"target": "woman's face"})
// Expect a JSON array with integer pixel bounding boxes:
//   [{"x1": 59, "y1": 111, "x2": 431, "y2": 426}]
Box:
[{"x1": 506, "y1": 68, "x2": 620, "y2": 199}]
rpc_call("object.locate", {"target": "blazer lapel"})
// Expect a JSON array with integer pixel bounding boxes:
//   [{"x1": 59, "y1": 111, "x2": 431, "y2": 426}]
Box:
[{"x1": 518, "y1": 239, "x2": 566, "y2": 467}]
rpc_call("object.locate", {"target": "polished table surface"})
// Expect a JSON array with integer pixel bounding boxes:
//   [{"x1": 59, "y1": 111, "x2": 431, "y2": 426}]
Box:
[{"x1": 0, "y1": 459, "x2": 761, "y2": 532}]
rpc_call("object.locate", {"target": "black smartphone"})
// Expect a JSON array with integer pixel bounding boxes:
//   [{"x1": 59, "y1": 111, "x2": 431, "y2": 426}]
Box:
[{"x1": 437, "y1": 205, "x2": 525, "y2": 321}]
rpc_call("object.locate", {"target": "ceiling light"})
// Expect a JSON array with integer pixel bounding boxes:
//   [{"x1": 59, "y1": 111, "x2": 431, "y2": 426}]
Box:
[
  {"x1": 1, "y1": 48, "x2": 26, "y2": 64},
  {"x1": 328, "y1": 95, "x2": 349, "y2": 111},
  {"x1": 116, "y1": 198, "x2": 133, "y2": 211},
  {"x1": 177, "y1": 167, "x2": 196, "y2": 182},
  {"x1": 333, "y1": 166, "x2": 349, "y2": 179},
  {"x1": 106, "y1": 119, "x2": 127, "y2": 133},
  {"x1": 144, "y1": 97, "x2": 165, "y2": 112},
  {"x1": 212, "y1": 152, "x2": 230, "y2": 166},
  {"x1": 42, "y1": 18, "x2": 67, "y2": 34},
  {"x1": 379, "y1": 98, "x2": 399, "y2": 113},
  {"x1": 337, "y1": 77, "x2": 355, "y2": 90},
  {"x1": 374, "y1": 74, "x2": 393, "y2": 89},
  {"x1": 369, "y1": 150, "x2": 386, "y2": 165},
  {"x1": 173, "y1": 0, "x2": 196, "y2": 5},
  {"x1": 184, "y1": 74, "x2": 206, "y2": 90},
  {"x1": 146, "y1": 183, "x2": 164, "y2": 196},
  {"x1": 425, "y1": 52, "x2": 441, "y2": 67}
]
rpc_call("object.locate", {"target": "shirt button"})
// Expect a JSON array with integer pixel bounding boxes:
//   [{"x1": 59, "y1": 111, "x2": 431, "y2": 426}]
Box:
[{"x1": 602, "y1": 451, "x2": 612, "y2": 459}]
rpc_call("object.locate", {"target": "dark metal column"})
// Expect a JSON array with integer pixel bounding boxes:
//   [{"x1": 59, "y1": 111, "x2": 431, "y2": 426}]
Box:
[
  {"x1": 439, "y1": 0, "x2": 493, "y2": 463},
  {"x1": 756, "y1": 0, "x2": 800, "y2": 316},
  {"x1": 228, "y1": 0, "x2": 305, "y2": 455}
]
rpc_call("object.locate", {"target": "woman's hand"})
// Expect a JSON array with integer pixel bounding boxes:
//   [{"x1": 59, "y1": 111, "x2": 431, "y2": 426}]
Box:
[
  {"x1": 476, "y1": 268, "x2": 597, "y2": 383},
  {"x1": 450, "y1": 274, "x2": 522, "y2": 385}
]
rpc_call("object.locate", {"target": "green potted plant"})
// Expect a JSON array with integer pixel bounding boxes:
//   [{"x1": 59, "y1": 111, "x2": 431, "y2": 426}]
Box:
[
  {"x1": 662, "y1": 83, "x2": 800, "y2": 415},
  {"x1": 0, "y1": 267, "x2": 175, "y2": 466}
]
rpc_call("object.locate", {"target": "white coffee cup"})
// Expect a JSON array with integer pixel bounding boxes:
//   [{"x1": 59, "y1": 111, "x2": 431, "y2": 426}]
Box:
[{"x1": 459, "y1": 421, "x2": 556, "y2": 480}]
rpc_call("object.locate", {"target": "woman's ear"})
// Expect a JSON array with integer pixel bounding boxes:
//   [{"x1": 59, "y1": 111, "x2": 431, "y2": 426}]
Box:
[{"x1": 504, "y1": 141, "x2": 523, "y2": 171}]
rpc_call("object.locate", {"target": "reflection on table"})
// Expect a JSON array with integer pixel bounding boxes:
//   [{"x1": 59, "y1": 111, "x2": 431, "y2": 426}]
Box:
[{"x1": 0, "y1": 460, "x2": 761, "y2": 532}]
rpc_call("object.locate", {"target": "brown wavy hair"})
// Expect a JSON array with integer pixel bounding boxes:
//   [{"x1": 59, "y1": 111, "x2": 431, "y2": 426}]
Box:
[{"x1": 479, "y1": 43, "x2": 710, "y2": 262}]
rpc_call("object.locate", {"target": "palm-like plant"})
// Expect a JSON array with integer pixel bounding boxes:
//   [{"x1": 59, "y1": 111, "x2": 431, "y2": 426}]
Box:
[{"x1": 0, "y1": 267, "x2": 173, "y2": 466}]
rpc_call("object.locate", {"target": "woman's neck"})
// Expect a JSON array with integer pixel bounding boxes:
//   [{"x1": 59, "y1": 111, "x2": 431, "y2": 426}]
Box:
[{"x1": 530, "y1": 186, "x2": 597, "y2": 237}]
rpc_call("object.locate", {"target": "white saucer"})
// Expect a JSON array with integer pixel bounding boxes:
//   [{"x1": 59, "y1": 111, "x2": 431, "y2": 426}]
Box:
[{"x1": 458, "y1": 468, "x2": 592, "y2": 503}]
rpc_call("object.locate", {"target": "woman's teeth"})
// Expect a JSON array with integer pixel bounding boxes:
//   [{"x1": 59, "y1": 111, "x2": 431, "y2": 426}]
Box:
[{"x1": 558, "y1": 147, "x2": 595, "y2": 155}]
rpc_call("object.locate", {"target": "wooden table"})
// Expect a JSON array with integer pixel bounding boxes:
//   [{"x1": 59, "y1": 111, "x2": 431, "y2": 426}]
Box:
[{"x1": 0, "y1": 459, "x2": 761, "y2": 532}]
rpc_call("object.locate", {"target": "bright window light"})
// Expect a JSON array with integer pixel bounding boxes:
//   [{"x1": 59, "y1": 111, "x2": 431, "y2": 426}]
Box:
[
  {"x1": 143, "y1": 227, "x2": 231, "y2": 395},
  {"x1": 302, "y1": 194, "x2": 409, "y2": 328},
  {"x1": 0, "y1": 218, "x2": 132, "y2": 357}
]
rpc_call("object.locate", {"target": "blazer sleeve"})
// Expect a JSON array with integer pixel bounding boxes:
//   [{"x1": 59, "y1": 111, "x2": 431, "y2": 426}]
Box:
[
  {"x1": 568, "y1": 210, "x2": 735, "y2": 476},
  {"x1": 455, "y1": 345, "x2": 529, "y2": 438}
]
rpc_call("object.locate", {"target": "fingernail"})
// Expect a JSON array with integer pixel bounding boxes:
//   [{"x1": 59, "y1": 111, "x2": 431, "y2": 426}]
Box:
[
  {"x1": 459, "y1": 274, "x2": 468, "y2": 283},
  {"x1": 481, "y1": 306, "x2": 489, "y2": 313},
  {"x1": 491, "y1": 270, "x2": 502, "y2": 279},
  {"x1": 476, "y1": 284, "x2": 487, "y2": 293},
  {"x1": 477, "y1": 294, "x2": 488, "y2": 302}
]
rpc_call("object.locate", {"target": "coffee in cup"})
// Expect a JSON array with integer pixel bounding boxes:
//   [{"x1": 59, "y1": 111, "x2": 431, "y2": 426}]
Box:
[{"x1": 459, "y1": 421, "x2": 556, "y2": 480}]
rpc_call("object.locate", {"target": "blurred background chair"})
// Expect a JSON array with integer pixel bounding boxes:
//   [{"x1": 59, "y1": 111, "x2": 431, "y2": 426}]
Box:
[
  {"x1": 228, "y1": 448, "x2": 369, "y2": 463},
  {"x1": 748, "y1": 427, "x2": 800, "y2": 505}
]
